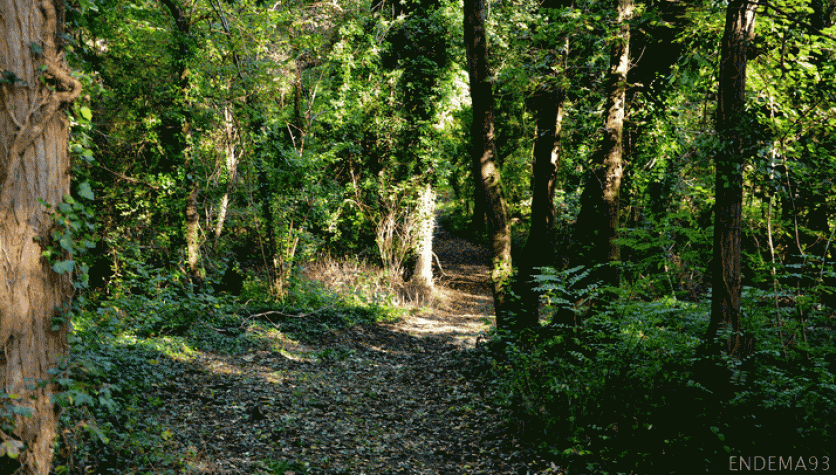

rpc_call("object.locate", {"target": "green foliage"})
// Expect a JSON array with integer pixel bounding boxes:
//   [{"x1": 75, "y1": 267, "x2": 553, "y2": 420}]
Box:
[
  {"x1": 53, "y1": 0, "x2": 836, "y2": 472},
  {"x1": 618, "y1": 208, "x2": 713, "y2": 301},
  {"x1": 265, "y1": 459, "x2": 310, "y2": 475},
  {"x1": 478, "y1": 264, "x2": 836, "y2": 472},
  {"x1": 38, "y1": 192, "x2": 96, "y2": 285}
]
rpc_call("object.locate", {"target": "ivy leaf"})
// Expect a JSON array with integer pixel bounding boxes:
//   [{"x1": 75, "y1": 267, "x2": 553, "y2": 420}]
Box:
[
  {"x1": 30, "y1": 42, "x2": 44, "y2": 56},
  {"x1": 0, "y1": 440, "x2": 24, "y2": 459},
  {"x1": 78, "y1": 181, "x2": 95, "y2": 200},
  {"x1": 53, "y1": 260, "x2": 75, "y2": 274},
  {"x1": 79, "y1": 106, "x2": 93, "y2": 121},
  {"x1": 59, "y1": 234, "x2": 74, "y2": 252},
  {"x1": 88, "y1": 423, "x2": 110, "y2": 444}
]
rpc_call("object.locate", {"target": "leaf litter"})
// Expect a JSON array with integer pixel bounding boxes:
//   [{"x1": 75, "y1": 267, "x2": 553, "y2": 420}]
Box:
[{"x1": 137, "y1": 225, "x2": 564, "y2": 474}]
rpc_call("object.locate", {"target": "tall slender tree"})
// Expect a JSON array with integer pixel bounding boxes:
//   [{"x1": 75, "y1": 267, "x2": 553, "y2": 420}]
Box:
[
  {"x1": 0, "y1": 1, "x2": 80, "y2": 472},
  {"x1": 572, "y1": 0, "x2": 632, "y2": 289},
  {"x1": 514, "y1": 85, "x2": 567, "y2": 328},
  {"x1": 464, "y1": 0, "x2": 513, "y2": 328},
  {"x1": 703, "y1": 0, "x2": 757, "y2": 357},
  {"x1": 514, "y1": 2, "x2": 571, "y2": 329},
  {"x1": 159, "y1": 0, "x2": 201, "y2": 284}
]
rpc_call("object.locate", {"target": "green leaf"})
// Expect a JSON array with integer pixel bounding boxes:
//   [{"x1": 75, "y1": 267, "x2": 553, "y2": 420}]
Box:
[
  {"x1": 83, "y1": 422, "x2": 110, "y2": 444},
  {"x1": 1, "y1": 70, "x2": 26, "y2": 86},
  {"x1": 78, "y1": 181, "x2": 95, "y2": 200},
  {"x1": 52, "y1": 260, "x2": 75, "y2": 274},
  {"x1": 0, "y1": 440, "x2": 23, "y2": 459},
  {"x1": 79, "y1": 106, "x2": 93, "y2": 121},
  {"x1": 59, "y1": 234, "x2": 74, "y2": 252},
  {"x1": 30, "y1": 43, "x2": 44, "y2": 55}
]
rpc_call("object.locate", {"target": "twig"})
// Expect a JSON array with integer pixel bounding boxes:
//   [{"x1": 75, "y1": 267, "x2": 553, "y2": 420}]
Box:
[
  {"x1": 819, "y1": 225, "x2": 836, "y2": 281},
  {"x1": 200, "y1": 321, "x2": 229, "y2": 333},
  {"x1": 248, "y1": 304, "x2": 335, "y2": 322},
  {"x1": 432, "y1": 251, "x2": 448, "y2": 277},
  {"x1": 99, "y1": 164, "x2": 161, "y2": 188}
]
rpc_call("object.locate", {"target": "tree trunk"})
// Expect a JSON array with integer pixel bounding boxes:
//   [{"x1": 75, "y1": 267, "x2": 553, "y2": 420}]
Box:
[
  {"x1": 160, "y1": 0, "x2": 201, "y2": 283},
  {"x1": 255, "y1": 156, "x2": 280, "y2": 295},
  {"x1": 214, "y1": 105, "x2": 240, "y2": 247},
  {"x1": 0, "y1": 1, "x2": 79, "y2": 473},
  {"x1": 703, "y1": 0, "x2": 757, "y2": 357},
  {"x1": 464, "y1": 0, "x2": 513, "y2": 329},
  {"x1": 293, "y1": 62, "x2": 305, "y2": 150},
  {"x1": 469, "y1": 154, "x2": 487, "y2": 235},
  {"x1": 572, "y1": 0, "x2": 631, "y2": 288},
  {"x1": 185, "y1": 181, "x2": 200, "y2": 281},
  {"x1": 513, "y1": 86, "x2": 567, "y2": 328},
  {"x1": 410, "y1": 183, "x2": 436, "y2": 299}
]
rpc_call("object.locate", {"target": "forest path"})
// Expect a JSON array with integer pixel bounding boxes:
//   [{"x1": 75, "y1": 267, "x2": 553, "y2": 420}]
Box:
[{"x1": 144, "y1": 222, "x2": 556, "y2": 474}]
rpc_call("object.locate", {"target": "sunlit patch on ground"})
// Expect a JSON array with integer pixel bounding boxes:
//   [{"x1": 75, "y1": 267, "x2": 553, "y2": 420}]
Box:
[{"x1": 115, "y1": 223, "x2": 542, "y2": 474}]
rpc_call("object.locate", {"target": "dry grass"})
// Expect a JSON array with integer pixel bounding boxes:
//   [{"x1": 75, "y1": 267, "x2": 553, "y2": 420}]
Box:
[
  {"x1": 297, "y1": 218, "x2": 496, "y2": 320},
  {"x1": 299, "y1": 255, "x2": 443, "y2": 309}
]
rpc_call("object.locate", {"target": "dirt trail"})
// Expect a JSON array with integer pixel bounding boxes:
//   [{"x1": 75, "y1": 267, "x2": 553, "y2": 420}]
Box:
[
  {"x1": 393, "y1": 223, "x2": 495, "y2": 347},
  {"x1": 140, "y1": 223, "x2": 556, "y2": 474}
]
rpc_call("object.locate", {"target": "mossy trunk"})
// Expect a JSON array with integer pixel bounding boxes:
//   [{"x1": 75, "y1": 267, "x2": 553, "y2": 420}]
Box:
[
  {"x1": 464, "y1": 0, "x2": 513, "y2": 329},
  {"x1": 160, "y1": 0, "x2": 201, "y2": 284}
]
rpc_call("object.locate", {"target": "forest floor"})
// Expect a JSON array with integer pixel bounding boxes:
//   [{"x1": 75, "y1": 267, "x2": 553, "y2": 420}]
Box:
[{"x1": 137, "y1": 224, "x2": 563, "y2": 474}]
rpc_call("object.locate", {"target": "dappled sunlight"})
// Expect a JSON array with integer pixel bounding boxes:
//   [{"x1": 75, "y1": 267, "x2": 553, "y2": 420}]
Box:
[{"x1": 113, "y1": 333, "x2": 199, "y2": 364}]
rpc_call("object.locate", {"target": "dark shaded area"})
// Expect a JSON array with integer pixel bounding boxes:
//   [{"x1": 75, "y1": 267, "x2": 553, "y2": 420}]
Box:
[
  {"x1": 86, "y1": 240, "x2": 114, "y2": 291},
  {"x1": 212, "y1": 267, "x2": 244, "y2": 296},
  {"x1": 0, "y1": 457, "x2": 21, "y2": 475},
  {"x1": 627, "y1": 1, "x2": 688, "y2": 97}
]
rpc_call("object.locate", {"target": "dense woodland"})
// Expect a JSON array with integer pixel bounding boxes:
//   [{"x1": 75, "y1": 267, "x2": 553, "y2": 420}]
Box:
[{"x1": 1, "y1": 0, "x2": 835, "y2": 473}]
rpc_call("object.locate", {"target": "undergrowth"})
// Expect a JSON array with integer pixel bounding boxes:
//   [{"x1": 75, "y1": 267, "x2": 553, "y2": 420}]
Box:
[
  {"x1": 52, "y1": 256, "x2": 405, "y2": 474},
  {"x1": 471, "y1": 265, "x2": 836, "y2": 474}
]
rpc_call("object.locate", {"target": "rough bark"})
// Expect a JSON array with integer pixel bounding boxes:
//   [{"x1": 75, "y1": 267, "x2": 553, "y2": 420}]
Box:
[
  {"x1": 464, "y1": 0, "x2": 513, "y2": 329},
  {"x1": 703, "y1": 0, "x2": 757, "y2": 357},
  {"x1": 469, "y1": 155, "x2": 487, "y2": 235},
  {"x1": 572, "y1": 0, "x2": 631, "y2": 288},
  {"x1": 0, "y1": 1, "x2": 79, "y2": 473}
]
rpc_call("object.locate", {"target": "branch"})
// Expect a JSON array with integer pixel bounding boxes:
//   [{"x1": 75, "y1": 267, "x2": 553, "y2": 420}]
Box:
[
  {"x1": 432, "y1": 251, "x2": 448, "y2": 277},
  {"x1": 246, "y1": 305, "x2": 335, "y2": 324},
  {"x1": 820, "y1": 225, "x2": 836, "y2": 281},
  {"x1": 207, "y1": 0, "x2": 245, "y2": 82},
  {"x1": 98, "y1": 164, "x2": 161, "y2": 189}
]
